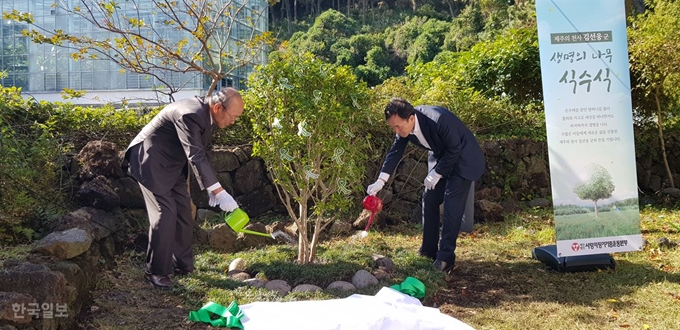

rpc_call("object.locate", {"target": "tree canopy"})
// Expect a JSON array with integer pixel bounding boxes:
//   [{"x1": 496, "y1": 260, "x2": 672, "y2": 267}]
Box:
[
  {"x1": 244, "y1": 51, "x2": 378, "y2": 263},
  {"x1": 574, "y1": 163, "x2": 616, "y2": 217}
]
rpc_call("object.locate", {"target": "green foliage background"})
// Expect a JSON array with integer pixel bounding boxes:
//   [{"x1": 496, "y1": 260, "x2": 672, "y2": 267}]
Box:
[
  {"x1": 0, "y1": 86, "x2": 153, "y2": 243},
  {"x1": 0, "y1": 87, "x2": 63, "y2": 242}
]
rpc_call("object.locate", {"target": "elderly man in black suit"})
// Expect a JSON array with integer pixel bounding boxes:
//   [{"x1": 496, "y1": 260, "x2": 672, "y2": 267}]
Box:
[
  {"x1": 367, "y1": 98, "x2": 485, "y2": 273},
  {"x1": 124, "y1": 87, "x2": 243, "y2": 288}
]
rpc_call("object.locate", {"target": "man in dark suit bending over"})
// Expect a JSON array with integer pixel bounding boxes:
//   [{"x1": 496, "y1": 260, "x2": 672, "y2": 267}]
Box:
[
  {"x1": 366, "y1": 98, "x2": 485, "y2": 273},
  {"x1": 124, "y1": 87, "x2": 243, "y2": 288}
]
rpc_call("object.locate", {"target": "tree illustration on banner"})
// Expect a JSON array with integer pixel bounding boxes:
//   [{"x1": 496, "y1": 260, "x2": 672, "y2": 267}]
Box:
[
  {"x1": 243, "y1": 52, "x2": 376, "y2": 264},
  {"x1": 573, "y1": 163, "x2": 615, "y2": 217}
]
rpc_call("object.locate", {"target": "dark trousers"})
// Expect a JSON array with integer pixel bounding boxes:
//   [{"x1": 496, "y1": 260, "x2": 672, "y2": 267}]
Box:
[
  {"x1": 138, "y1": 176, "x2": 194, "y2": 276},
  {"x1": 420, "y1": 173, "x2": 472, "y2": 265}
]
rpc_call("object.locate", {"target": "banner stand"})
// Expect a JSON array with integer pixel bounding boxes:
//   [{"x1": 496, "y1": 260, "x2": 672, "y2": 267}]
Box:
[
  {"x1": 532, "y1": 245, "x2": 615, "y2": 273},
  {"x1": 534, "y1": 0, "x2": 644, "y2": 263}
]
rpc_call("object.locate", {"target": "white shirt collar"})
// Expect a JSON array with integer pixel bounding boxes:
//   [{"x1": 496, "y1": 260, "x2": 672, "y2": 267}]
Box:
[
  {"x1": 411, "y1": 113, "x2": 421, "y2": 135},
  {"x1": 410, "y1": 112, "x2": 431, "y2": 149}
]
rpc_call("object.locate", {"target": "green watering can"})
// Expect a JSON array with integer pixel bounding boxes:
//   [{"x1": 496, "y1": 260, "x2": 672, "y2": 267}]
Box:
[{"x1": 224, "y1": 208, "x2": 273, "y2": 238}]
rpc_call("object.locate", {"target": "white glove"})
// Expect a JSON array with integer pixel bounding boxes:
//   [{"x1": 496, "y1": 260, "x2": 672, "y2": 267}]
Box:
[
  {"x1": 208, "y1": 192, "x2": 218, "y2": 207},
  {"x1": 214, "y1": 190, "x2": 238, "y2": 212},
  {"x1": 366, "y1": 179, "x2": 385, "y2": 196},
  {"x1": 424, "y1": 170, "x2": 443, "y2": 190}
]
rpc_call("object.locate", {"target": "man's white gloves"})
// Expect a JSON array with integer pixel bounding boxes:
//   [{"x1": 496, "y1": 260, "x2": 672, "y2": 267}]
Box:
[
  {"x1": 367, "y1": 172, "x2": 391, "y2": 196},
  {"x1": 424, "y1": 170, "x2": 443, "y2": 190},
  {"x1": 210, "y1": 190, "x2": 239, "y2": 212},
  {"x1": 366, "y1": 179, "x2": 385, "y2": 196}
]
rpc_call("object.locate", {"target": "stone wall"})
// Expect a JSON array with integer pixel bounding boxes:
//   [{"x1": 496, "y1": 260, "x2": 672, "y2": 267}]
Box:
[
  {"x1": 188, "y1": 146, "x2": 280, "y2": 218},
  {"x1": 635, "y1": 135, "x2": 680, "y2": 193},
  {"x1": 130, "y1": 137, "x2": 680, "y2": 224}
]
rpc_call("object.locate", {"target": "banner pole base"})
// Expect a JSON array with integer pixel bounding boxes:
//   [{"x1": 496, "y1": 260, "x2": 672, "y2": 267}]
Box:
[{"x1": 532, "y1": 245, "x2": 616, "y2": 272}]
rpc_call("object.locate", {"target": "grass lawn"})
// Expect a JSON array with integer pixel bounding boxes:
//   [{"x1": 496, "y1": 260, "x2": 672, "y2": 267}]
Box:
[{"x1": 71, "y1": 205, "x2": 680, "y2": 329}]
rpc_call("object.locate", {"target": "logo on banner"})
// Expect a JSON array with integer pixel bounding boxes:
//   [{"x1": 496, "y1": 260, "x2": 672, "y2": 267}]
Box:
[{"x1": 571, "y1": 242, "x2": 580, "y2": 251}]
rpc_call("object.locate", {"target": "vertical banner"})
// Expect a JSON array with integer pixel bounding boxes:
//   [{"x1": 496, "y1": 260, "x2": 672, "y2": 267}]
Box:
[{"x1": 536, "y1": 0, "x2": 643, "y2": 257}]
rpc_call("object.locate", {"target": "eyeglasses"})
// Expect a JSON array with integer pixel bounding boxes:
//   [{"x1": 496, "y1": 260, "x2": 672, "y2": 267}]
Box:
[{"x1": 220, "y1": 102, "x2": 238, "y2": 121}]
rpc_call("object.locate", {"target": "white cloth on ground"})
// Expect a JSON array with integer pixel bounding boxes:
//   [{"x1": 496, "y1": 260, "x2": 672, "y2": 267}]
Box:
[{"x1": 239, "y1": 287, "x2": 475, "y2": 330}]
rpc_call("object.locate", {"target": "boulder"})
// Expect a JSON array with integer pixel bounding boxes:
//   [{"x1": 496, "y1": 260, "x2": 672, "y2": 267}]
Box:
[
  {"x1": 372, "y1": 255, "x2": 394, "y2": 272},
  {"x1": 292, "y1": 284, "x2": 322, "y2": 293},
  {"x1": 228, "y1": 258, "x2": 246, "y2": 272},
  {"x1": 0, "y1": 292, "x2": 36, "y2": 325},
  {"x1": 54, "y1": 207, "x2": 119, "y2": 241},
  {"x1": 264, "y1": 280, "x2": 291, "y2": 296},
  {"x1": 351, "y1": 270, "x2": 379, "y2": 289},
  {"x1": 33, "y1": 228, "x2": 93, "y2": 260},
  {"x1": 208, "y1": 224, "x2": 238, "y2": 253},
  {"x1": 236, "y1": 185, "x2": 278, "y2": 217},
  {"x1": 76, "y1": 140, "x2": 124, "y2": 180},
  {"x1": 76, "y1": 176, "x2": 120, "y2": 211},
  {"x1": 0, "y1": 262, "x2": 77, "y2": 329},
  {"x1": 110, "y1": 177, "x2": 145, "y2": 209},
  {"x1": 475, "y1": 200, "x2": 505, "y2": 222},
  {"x1": 325, "y1": 281, "x2": 356, "y2": 292},
  {"x1": 233, "y1": 159, "x2": 269, "y2": 195},
  {"x1": 243, "y1": 278, "x2": 266, "y2": 289},
  {"x1": 210, "y1": 147, "x2": 241, "y2": 172}
]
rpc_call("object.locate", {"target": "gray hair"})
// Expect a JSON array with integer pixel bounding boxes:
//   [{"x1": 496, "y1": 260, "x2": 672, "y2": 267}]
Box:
[{"x1": 210, "y1": 87, "x2": 238, "y2": 109}]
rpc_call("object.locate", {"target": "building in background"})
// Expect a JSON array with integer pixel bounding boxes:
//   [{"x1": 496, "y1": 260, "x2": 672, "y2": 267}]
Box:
[{"x1": 0, "y1": 0, "x2": 268, "y2": 105}]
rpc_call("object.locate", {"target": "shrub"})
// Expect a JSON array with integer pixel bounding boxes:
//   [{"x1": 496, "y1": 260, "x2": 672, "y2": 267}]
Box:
[
  {"x1": 244, "y1": 51, "x2": 380, "y2": 263},
  {"x1": 0, "y1": 87, "x2": 65, "y2": 242}
]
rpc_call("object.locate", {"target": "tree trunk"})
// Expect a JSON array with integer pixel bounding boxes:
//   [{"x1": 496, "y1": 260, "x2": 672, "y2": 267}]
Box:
[
  {"x1": 297, "y1": 202, "x2": 311, "y2": 263},
  {"x1": 655, "y1": 86, "x2": 675, "y2": 188},
  {"x1": 594, "y1": 200, "x2": 599, "y2": 217},
  {"x1": 278, "y1": 2, "x2": 286, "y2": 23},
  {"x1": 371, "y1": 1, "x2": 374, "y2": 21},
  {"x1": 294, "y1": 0, "x2": 297, "y2": 22},
  {"x1": 284, "y1": 0, "x2": 292, "y2": 35},
  {"x1": 445, "y1": 0, "x2": 454, "y2": 17},
  {"x1": 411, "y1": 0, "x2": 417, "y2": 11},
  {"x1": 309, "y1": 218, "x2": 322, "y2": 263},
  {"x1": 207, "y1": 77, "x2": 219, "y2": 96}
]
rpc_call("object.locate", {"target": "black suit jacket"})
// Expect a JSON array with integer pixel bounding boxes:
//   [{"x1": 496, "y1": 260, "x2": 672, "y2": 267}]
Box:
[
  {"x1": 381, "y1": 105, "x2": 485, "y2": 181},
  {"x1": 124, "y1": 96, "x2": 218, "y2": 195}
]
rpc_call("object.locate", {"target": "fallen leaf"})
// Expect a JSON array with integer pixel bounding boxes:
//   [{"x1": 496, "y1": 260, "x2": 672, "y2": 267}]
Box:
[{"x1": 619, "y1": 324, "x2": 630, "y2": 328}]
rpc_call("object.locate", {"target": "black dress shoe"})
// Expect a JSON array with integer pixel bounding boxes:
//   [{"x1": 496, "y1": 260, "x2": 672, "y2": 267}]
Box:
[
  {"x1": 433, "y1": 259, "x2": 455, "y2": 273},
  {"x1": 144, "y1": 272, "x2": 172, "y2": 289},
  {"x1": 173, "y1": 267, "x2": 194, "y2": 276}
]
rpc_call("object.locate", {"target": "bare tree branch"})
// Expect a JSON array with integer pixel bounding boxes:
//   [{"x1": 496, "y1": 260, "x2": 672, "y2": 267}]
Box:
[{"x1": 5, "y1": 0, "x2": 274, "y2": 101}]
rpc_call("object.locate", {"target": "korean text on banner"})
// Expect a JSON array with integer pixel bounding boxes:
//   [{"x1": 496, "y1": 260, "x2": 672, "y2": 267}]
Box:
[{"x1": 535, "y1": 0, "x2": 643, "y2": 257}]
